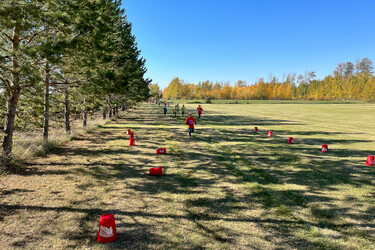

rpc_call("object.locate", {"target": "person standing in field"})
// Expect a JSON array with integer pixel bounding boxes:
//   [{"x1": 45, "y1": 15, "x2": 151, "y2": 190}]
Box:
[
  {"x1": 185, "y1": 113, "x2": 197, "y2": 137},
  {"x1": 173, "y1": 105, "x2": 177, "y2": 117},
  {"x1": 181, "y1": 105, "x2": 186, "y2": 117},
  {"x1": 163, "y1": 106, "x2": 167, "y2": 116},
  {"x1": 197, "y1": 105, "x2": 203, "y2": 119}
]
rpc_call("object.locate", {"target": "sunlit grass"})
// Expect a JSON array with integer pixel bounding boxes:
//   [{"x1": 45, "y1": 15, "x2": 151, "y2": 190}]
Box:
[{"x1": 0, "y1": 103, "x2": 374, "y2": 249}]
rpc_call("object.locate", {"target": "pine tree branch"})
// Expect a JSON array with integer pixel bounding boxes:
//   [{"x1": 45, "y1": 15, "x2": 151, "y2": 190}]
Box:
[
  {"x1": 24, "y1": 27, "x2": 54, "y2": 46},
  {"x1": 2, "y1": 32, "x2": 13, "y2": 42}
]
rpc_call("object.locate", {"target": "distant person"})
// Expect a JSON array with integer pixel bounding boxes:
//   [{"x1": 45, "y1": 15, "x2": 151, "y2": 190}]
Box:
[
  {"x1": 181, "y1": 105, "x2": 186, "y2": 117},
  {"x1": 176, "y1": 103, "x2": 179, "y2": 113},
  {"x1": 197, "y1": 105, "x2": 203, "y2": 119},
  {"x1": 185, "y1": 113, "x2": 197, "y2": 137},
  {"x1": 163, "y1": 106, "x2": 167, "y2": 116},
  {"x1": 173, "y1": 106, "x2": 177, "y2": 117},
  {"x1": 164, "y1": 102, "x2": 167, "y2": 107}
]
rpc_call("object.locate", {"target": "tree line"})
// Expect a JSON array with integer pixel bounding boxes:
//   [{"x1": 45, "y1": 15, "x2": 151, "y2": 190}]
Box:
[
  {"x1": 0, "y1": 0, "x2": 150, "y2": 158},
  {"x1": 160, "y1": 58, "x2": 374, "y2": 102}
]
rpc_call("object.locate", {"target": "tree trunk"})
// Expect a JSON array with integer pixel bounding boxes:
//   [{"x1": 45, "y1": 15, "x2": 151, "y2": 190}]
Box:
[
  {"x1": 64, "y1": 85, "x2": 71, "y2": 134},
  {"x1": 82, "y1": 98, "x2": 87, "y2": 127},
  {"x1": 116, "y1": 106, "x2": 119, "y2": 114},
  {"x1": 2, "y1": 90, "x2": 20, "y2": 157},
  {"x1": 43, "y1": 61, "x2": 50, "y2": 142},
  {"x1": 102, "y1": 109, "x2": 106, "y2": 120},
  {"x1": 109, "y1": 108, "x2": 112, "y2": 118},
  {"x1": 113, "y1": 107, "x2": 116, "y2": 116},
  {"x1": 2, "y1": 24, "x2": 20, "y2": 157},
  {"x1": 82, "y1": 110, "x2": 87, "y2": 127}
]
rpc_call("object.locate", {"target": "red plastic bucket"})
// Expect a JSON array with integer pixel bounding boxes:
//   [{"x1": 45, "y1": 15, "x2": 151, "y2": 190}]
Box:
[
  {"x1": 288, "y1": 137, "x2": 294, "y2": 144},
  {"x1": 97, "y1": 213, "x2": 117, "y2": 244},
  {"x1": 254, "y1": 127, "x2": 258, "y2": 132},
  {"x1": 129, "y1": 138, "x2": 135, "y2": 146},
  {"x1": 321, "y1": 144, "x2": 328, "y2": 153},
  {"x1": 156, "y1": 148, "x2": 166, "y2": 154},
  {"x1": 268, "y1": 131, "x2": 273, "y2": 137},
  {"x1": 366, "y1": 155, "x2": 374, "y2": 166},
  {"x1": 149, "y1": 167, "x2": 163, "y2": 176}
]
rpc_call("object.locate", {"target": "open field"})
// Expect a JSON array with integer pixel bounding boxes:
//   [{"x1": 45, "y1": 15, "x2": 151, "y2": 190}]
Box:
[{"x1": 1, "y1": 103, "x2": 374, "y2": 249}]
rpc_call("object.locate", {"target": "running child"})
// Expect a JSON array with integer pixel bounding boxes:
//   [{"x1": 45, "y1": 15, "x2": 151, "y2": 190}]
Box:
[
  {"x1": 185, "y1": 113, "x2": 197, "y2": 137},
  {"x1": 163, "y1": 106, "x2": 167, "y2": 116},
  {"x1": 197, "y1": 105, "x2": 203, "y2": 119},
  {"x1": 181, "y1": 105, "x2": 186, "y2": 117}
]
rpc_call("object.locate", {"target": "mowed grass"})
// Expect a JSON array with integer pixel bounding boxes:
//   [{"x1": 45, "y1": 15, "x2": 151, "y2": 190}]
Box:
[{"x1": 1, "y1": 103, "x2": 374, "y2": 249}]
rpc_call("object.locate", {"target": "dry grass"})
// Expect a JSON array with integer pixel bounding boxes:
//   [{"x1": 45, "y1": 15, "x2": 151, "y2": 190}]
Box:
[
  {"x1": 0, "y1": 103, "x2": 374, "y2": 249},
  {"x1": 12, "y1": 114, "x2": 110, "y2": 161}
]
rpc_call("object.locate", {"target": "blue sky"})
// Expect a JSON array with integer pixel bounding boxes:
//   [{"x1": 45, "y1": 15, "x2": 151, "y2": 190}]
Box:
[{"x1": 123, "y1": 0, "x2": 375, "y2": 88}]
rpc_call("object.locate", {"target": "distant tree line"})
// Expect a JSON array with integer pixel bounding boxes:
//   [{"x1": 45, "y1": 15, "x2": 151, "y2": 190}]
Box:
[
  {"x1": 161, "y1": 58, "x2": 374, "y2": 102},
  {"x1": 0, "y1": 0, "x2": 150, "y2": 158}
]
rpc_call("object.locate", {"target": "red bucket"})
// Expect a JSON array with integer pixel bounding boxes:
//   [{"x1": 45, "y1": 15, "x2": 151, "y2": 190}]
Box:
[
  {"x1": 129, "y1": 138, "x2": 135, "y2": 146},
  {"x1": 149, "y1": 167, "x2": 163, "y2": 176},
  {"x1": 254, "y1": 127, "x2": 258, "y2": 132},
  {"x1": 321, "y1": 144, "x2": 328, "y2": 153},
  {"x1": 366, "y1": 155, "x2": 374, "y2": 166},
  {"x1": 268, "y1": 131, "x2": 273, "y2": 137},
  {"x1": 126, "y1": 129, "x2": 131, "y2": 135},
  {"x1": 156, "y1": 148, "x2": 166, "y2": 154},
  {"x1": 97, "y1": 213, "x2": 117, "y2": 244},
  {"x1": 288, "y1": 137, "x2": 294, "y2": 144}
]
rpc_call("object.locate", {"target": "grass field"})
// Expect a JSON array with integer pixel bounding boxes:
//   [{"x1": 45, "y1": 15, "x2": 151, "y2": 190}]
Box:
[{"x1": 1, "y1": 102, "x2": 374, "y2": 249}]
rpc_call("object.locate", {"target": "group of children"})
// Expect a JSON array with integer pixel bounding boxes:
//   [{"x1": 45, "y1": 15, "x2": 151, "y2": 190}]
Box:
[{"x1": 162, "y1": 103, "x2": 204, "y2": 137}]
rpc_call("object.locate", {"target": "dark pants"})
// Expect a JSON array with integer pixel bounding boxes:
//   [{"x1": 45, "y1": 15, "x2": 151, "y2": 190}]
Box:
[
  {"x1": 198, "y1": 113, "x2": 201, "y2": 119},
  {"x1": 188, "y1": 127, "x2": 194, "y2": 136}
]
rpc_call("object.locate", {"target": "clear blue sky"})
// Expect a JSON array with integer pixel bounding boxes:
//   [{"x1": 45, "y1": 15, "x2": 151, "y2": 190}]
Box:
[{"x1": 122, "y1": 0, "x2": 375, "y2": 88}]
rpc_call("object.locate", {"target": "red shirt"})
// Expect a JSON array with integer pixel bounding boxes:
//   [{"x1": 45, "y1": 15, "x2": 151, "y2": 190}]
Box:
[
  {"x1": 185, "y1": 117, "x2": 196, "y2": 128},
  {"x1": 197, "y1": 107, "x2": 203, "y2": 114}
]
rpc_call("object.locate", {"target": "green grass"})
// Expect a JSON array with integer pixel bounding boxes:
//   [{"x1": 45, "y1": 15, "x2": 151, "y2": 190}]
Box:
[{"x1": 0, "y1": 102, "x2": 374, "y2": 249}]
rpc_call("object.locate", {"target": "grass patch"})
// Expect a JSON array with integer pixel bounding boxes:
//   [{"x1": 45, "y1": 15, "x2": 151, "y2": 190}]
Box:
[{"x1": 1, "y1": 103, "x2": 374, "y2": 249}]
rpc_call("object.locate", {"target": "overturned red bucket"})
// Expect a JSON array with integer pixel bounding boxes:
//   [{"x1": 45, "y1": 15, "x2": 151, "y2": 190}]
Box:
[
  {"x1": 288, "y1": 137, "x2": 294, "y2": 144},
  {"x1": 366, "y1": 155, "x2": 374, "y2": 166},
  {"x1": 97, "y1": 213, "x2": 117, "y2": 244},
  {"x1": 149, "y1": 167, "x2": 163, "y2": 176},
  {"x1": 321, "y1": 144, "x2": 328, "y2": 153},
  {"x1": 254, "y1": 127, "x2": 258, "y2": 132},
  {"x1": 268, "y1": 131, "x2": 273, "y2": 137},
  {"x1": 156, "y1": 148, "x2": 166, "y2": 154},
  {"x1": 129, "y1": 138, "x2": 135, "y2": 146}
]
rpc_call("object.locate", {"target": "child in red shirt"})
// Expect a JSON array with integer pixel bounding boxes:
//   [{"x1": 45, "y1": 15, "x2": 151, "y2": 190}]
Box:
[
  {"x1": 185, "y1": 113, "x2": 197, "y2": 137},
  {"x1": 197, "y1": 105, "x2": 203, "y2": 119}
]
